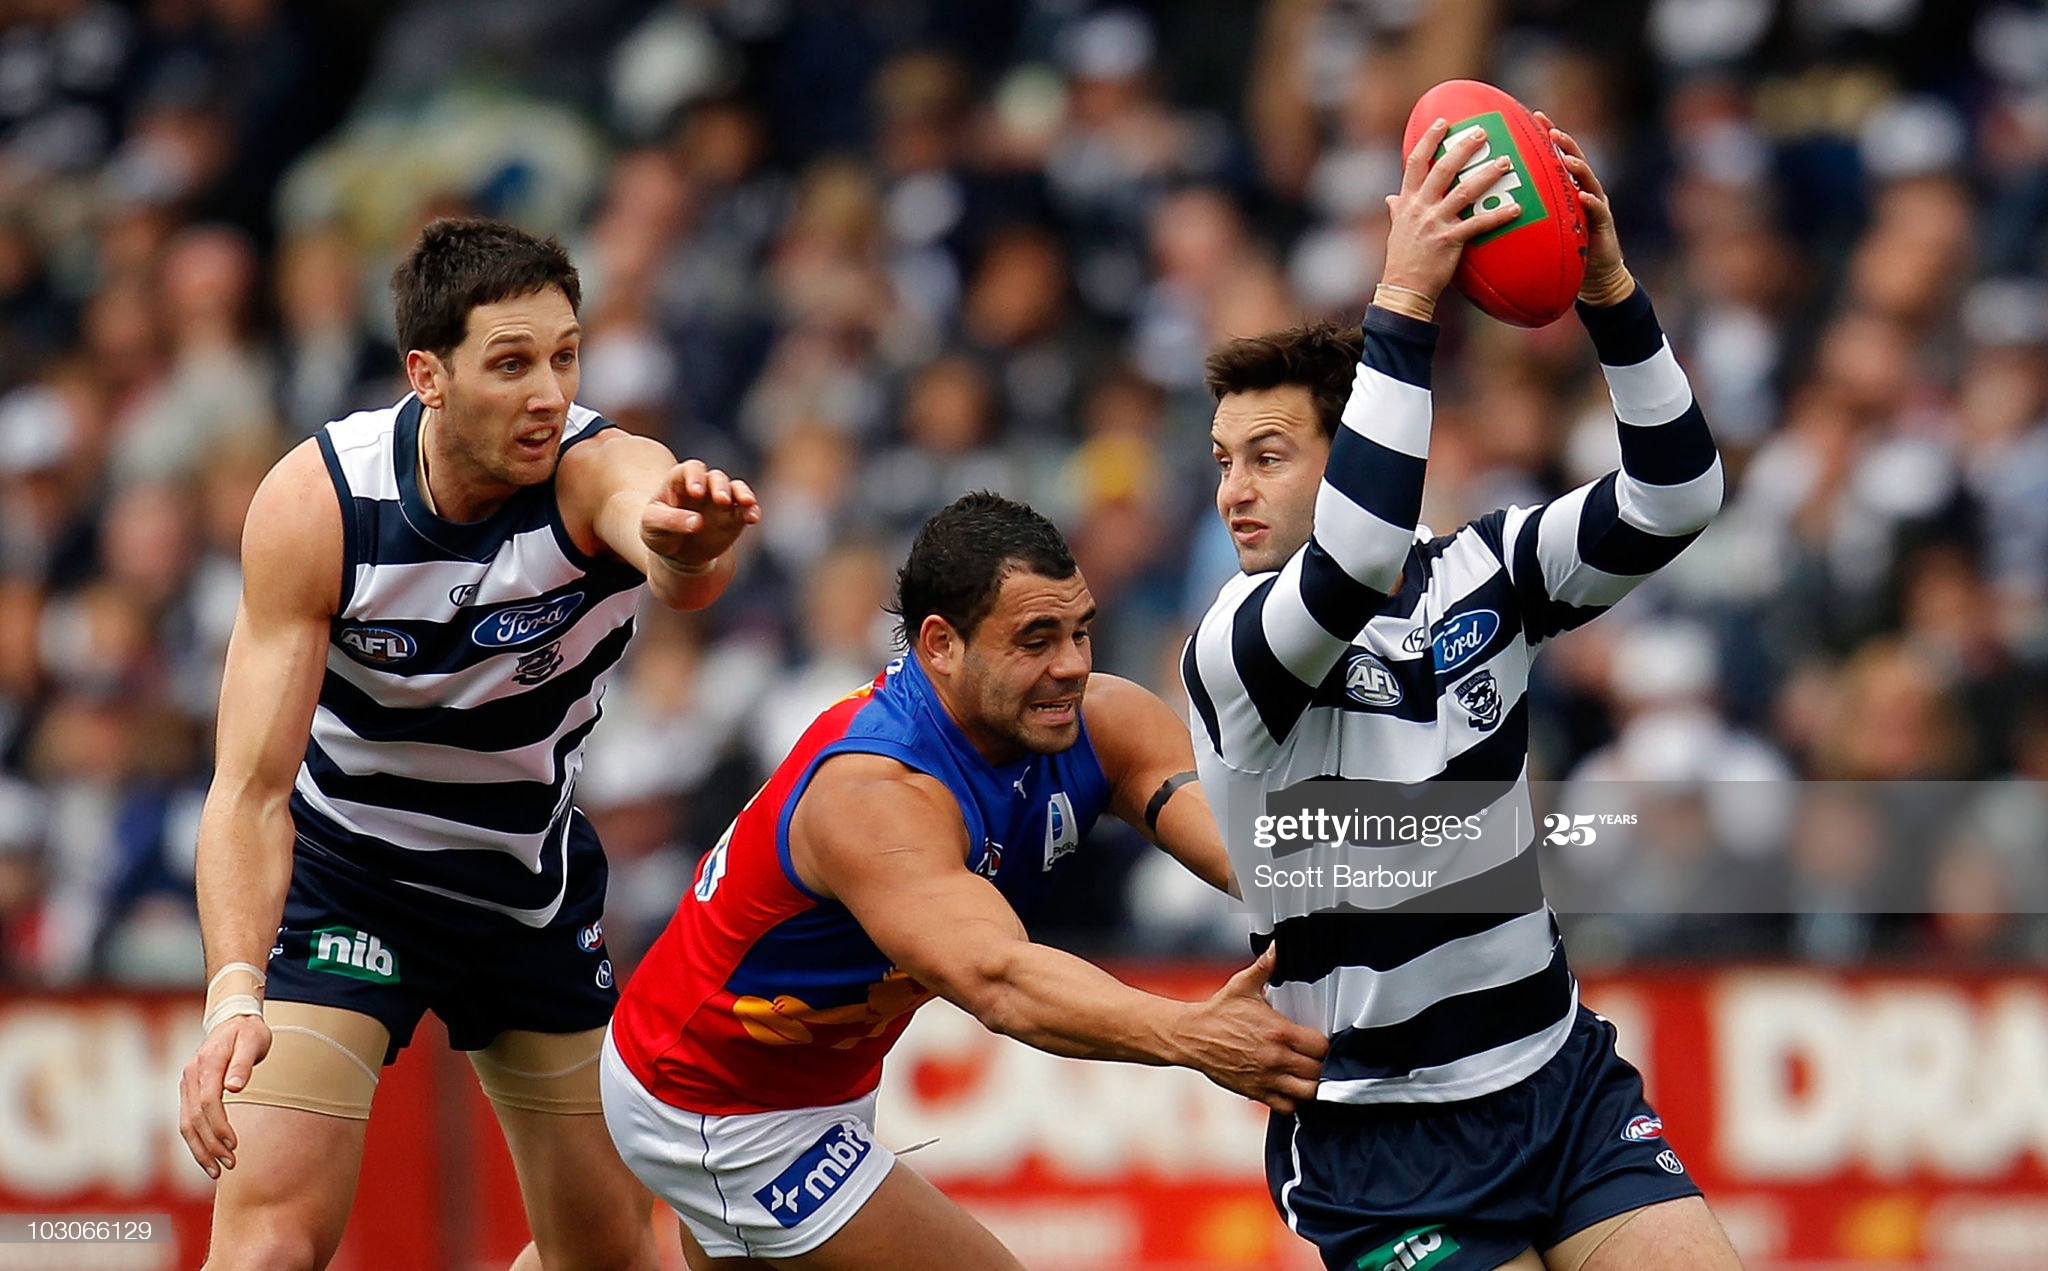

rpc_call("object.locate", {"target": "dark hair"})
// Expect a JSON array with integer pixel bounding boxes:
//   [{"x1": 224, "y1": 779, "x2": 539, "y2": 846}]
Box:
[
  {"x1": 892, "y1": 492, "x2": 1077, "y2": 644},
  {"x1": 390, "y1": 218, "x2": 581, "y2": 359},
  {"x1": 1202, "y1": 320, "x2": 1364, "y2": 439}
]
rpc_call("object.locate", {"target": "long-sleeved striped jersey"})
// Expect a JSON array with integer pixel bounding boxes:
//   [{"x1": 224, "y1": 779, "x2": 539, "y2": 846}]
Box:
[{"x1": 1184, "y1": 288, "x2": 1722, "y2": 1104}]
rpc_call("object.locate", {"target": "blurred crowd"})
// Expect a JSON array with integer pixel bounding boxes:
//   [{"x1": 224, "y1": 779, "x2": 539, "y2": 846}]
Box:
[{"x1": 2, "y1": 0, "x2": 2047, "y2": 987}]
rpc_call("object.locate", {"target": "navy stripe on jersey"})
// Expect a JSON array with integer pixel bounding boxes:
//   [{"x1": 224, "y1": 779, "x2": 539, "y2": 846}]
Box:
[
  {"x1": 319, "y1": 621, "x2": 634, "y2": 751},
  {"x1": 1318, "y1": 945, "x2": 1572, "y2": 1084},
  {"x1": 329, "y1": 577, "x2": 640, "y2": 678},
  {"x1": 1183, "y1": 636, "x2": 1222, "y2": 753},
  {"x1": 1187, "y1": 286, "x2": 1721, "y2": 1104},
  {"x1": 292, "y1": 790, "x2": 570, "y2": 913},
  {"x1": 303, "y1": 710, "x2": 601, "y2": 835},
  {"x1": 316, "y1": 430, "x2": 362, "y2": 613},
  {"x1": 1259, "y1": 851, "x2": 1546, "y2": 984}
]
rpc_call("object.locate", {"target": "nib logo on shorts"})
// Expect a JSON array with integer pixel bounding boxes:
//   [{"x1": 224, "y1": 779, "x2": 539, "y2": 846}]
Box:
[
  {"x1": 308, "y1": 927, "x2": 399, "y2": 984},
  {"x1": 753, "y1": 1121, "x2": 872, "y2": 1229},
  {"x1": 1358, "y1": 1225, "x2": 1460, "y2": 1271}
]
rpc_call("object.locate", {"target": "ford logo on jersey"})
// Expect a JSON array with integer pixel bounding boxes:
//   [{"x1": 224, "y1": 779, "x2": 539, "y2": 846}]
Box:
[
  {"x1": 1432, "y1": 609, "x2": 1500, "y2": 674},
  {"x1": 473, "y1": 592, "x2": 583, "y2": 648},
  {"x1": 754, "y1": 1121, "x2": 873, "y2": 1228},
  {"x1": 1343, "y1": 650, "x2": 1403, "y2": 707},
  {"x1": 338, "y1": 625, "x2": 416, "y2": 664}
]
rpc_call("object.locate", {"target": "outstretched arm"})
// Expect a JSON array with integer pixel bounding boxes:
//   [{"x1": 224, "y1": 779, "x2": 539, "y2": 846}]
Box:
[
  {"x1": 1083, "y1": 673, "x2": 1233, "y2": 895},
  {"x1": 1186, "y1": 119, "x2": 1520, "y2": 765},
  {"x1": 1498, "y1": 119, "x2": 1725, "y2": 644},
  {"x1": 789, "y1": 754, "x2": 1325, "y2": 1109},
  {"x1": 557, "y1": 428, "x2": 761, "y2": 611}
]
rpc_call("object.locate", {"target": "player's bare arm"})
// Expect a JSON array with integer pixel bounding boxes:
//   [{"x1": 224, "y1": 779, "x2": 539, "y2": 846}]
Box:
[
  {"x1": 788, "y1": 753, "x2": 1326, "y2": 1111},
  {"x1": 557, "y1": 428, "x2": 761, "y2": 610},
  {"x1": 1082, "y1": 673, "x2": 1234, "y2": 896},
  {"x1": 180, "y1": 439, "x2": 342, "y2": 1178}
]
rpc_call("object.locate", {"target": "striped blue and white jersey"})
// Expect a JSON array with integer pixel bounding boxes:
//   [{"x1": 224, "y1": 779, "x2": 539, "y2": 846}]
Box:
[
  {"x1": 292, "y1": 396, "x2": 645, "y2": 926},
  {"x1": 1184, "y1": 288, "x2": 1722, "y2": 1104}
]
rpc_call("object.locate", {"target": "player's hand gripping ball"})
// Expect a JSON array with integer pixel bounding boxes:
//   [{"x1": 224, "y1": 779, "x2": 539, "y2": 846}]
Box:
[{"x1": 1401, "y1": 80, "x2": 1588, "y2": 327}]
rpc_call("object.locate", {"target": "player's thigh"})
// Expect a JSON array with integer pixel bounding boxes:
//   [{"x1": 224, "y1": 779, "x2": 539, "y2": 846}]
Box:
[
  {"x1": 203, "y1": 1103, "x2": 369, "y2": 1271},
  {"x1": 1545, "y1": 1197, "x2": 1743, "y2": 1271},
  {"x1": 1489, "y1": 1252, "x2": 1545, "y2": 1271},
  {"x1": 483, "y1": 1029, "x2": 657, "y2": 1271},
  {"x1": 777, "y1": 1162, "x2": 1022, "y2": 1271}
]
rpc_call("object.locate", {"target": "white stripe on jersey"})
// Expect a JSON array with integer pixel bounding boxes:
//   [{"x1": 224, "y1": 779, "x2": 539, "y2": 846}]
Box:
[{"x1": 1187, "y1": 288, "x2": 1720, "y2": 1104}]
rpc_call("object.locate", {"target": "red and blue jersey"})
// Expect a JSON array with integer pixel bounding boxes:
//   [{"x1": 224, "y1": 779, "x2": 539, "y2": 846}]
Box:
[{"x1": 610, "y1": 653, "x2": 1112, "y2": 1114}]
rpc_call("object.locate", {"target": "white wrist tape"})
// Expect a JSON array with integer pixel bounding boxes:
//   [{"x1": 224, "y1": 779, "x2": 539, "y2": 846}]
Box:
[
  {"x1": 203, "y1": 995, "x2": 265, "y2": 1035},
  {"x1": 207, "y1": 961, "x2": 268, "y2": 994},
  {"x1": 202, "y1": 961, "x2": 269, "y2": 1034}
]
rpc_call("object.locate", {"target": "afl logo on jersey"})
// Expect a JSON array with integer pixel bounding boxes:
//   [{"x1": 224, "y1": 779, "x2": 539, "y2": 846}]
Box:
[
  {"x1": 1344, "y1": 650, "x2": 1403, "y2": 707},
  {"x1": 339, "y1": 625, "x2": 416, "y2": 665},
  {"x1": 473, "y1": 591, "x2": 583, "y2": 648},
  {"x1": 577, "y1": 920, "x2": 604, "y2": 952}
]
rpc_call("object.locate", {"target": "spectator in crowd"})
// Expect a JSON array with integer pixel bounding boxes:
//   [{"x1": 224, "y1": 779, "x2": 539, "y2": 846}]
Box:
[{"x1": 4, "y1": 0, "x2": 2048, "y2": 984}]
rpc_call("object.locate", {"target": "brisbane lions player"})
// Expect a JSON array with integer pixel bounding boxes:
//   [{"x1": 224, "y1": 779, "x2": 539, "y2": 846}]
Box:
[{"x1": 603, "y1": 493, "x2": 1326, "y2": 1269}]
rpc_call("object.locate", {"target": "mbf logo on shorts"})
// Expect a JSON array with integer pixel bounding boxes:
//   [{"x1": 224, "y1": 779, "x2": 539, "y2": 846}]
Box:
[
  {"x1": 472, "y1": 592, "x2": 583, "y2": 648},
  {"x1": 753, "y1": 1121, "x2": 873, "y2": 1228},
  {"x1": 1621, "y1": 1114, "x2": 1664, "y2": 1142},
  {"x1": 1656, "y1": 1149, "x2": 1686, "y2": 1175}
]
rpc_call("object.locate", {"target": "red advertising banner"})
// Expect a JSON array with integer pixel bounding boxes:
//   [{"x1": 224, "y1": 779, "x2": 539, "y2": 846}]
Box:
[{"x1": 4, "y1": 969, "x2": 2047, "y2": 1269}]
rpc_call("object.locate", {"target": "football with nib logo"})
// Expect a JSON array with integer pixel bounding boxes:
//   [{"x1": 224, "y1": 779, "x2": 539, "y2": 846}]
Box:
[{"x1": 1402, "y1": 79, "x2": 1588, "y2": 327}]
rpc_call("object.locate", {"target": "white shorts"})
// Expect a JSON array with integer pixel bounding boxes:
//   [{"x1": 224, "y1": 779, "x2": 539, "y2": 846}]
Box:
[{"x1": 599, "y1": 1029, "x2": 896, "y2": 1258}]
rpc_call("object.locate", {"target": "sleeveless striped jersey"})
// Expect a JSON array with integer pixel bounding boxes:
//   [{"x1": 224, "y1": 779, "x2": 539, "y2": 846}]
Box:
[
  {"x1": 1184, "y1": 289, "x2": 1722, "y2": 1104},
  {"x1": 292, "y1": 396, "x2": 645, "y2": 925}
]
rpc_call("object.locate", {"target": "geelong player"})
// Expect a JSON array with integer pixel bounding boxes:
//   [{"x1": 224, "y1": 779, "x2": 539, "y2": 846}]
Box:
[
  {"x1": 1182, "y1": 119, "x2": 1744, "y2": 1269},
  {"x1": 179, "y1": 218, "x2": 759, "y2": 1271},
  {"x1": 603, "y1": 492, "x2": 1328, "y2": 1269}
]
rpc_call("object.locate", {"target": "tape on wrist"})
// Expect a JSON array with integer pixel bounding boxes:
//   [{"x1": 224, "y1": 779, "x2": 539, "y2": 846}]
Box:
[
  {"x1": 207, "y1": 961, "x2": 267, "y2": 995},
  {"x1": 659, "y1": 551, "x2": 719, "y2": 577},
  {"x1": 1373, "y1": 283, "x2": 1437, "y2": 321},
  {"x1": 202, "y1": 995, "x2": 265, "y2": 1035}
]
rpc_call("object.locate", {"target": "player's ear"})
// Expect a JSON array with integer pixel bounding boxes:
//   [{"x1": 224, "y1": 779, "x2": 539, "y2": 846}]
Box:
[
  {"x1": 918, "y1": 614, "x2": 961, "y2": 677},
  {"x1": 405, "y1": 349, "x2": 449, "y2": 410}
]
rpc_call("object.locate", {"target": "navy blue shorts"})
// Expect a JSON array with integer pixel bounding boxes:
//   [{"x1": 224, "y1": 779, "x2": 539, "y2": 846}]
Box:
[
  {"x1": 1268, "y1": 1007, "x2": 1701, "y2": 1271},
  {"x1": 264, "y1": 810, "x2": 617, "y2": 1065}
]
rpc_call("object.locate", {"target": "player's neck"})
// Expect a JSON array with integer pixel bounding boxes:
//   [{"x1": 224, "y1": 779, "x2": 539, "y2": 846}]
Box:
[{"x1": 418, "y1": 407, "x2": 518, "y2": 524}]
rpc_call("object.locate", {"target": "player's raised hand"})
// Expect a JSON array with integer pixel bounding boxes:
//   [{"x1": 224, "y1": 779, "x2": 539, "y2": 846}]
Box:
[
  {"x1": 179, "y1": 1014, "x2": 271, "y2": 1177},
  {"x1": 1175, "y1": 945, "x2": 1328, "y2": 1113},
  {"x1": 640, "y1": 458, "x2": 761, "y2": 570},
  {"x1": 1535, "y1": 111, "x2": 1633, "y2": 307},
  {"x1": 1378, "y1": 117, "x2": 1525, "y2": 315}
]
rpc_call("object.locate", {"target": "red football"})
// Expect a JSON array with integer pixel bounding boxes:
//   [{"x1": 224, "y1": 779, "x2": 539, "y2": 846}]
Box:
[{"x1": 1401, "y1": 79, "x2": 1588, "y2": 328}]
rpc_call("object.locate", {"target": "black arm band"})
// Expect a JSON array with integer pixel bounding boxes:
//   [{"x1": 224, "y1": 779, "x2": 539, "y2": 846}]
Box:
[{"x1": 1144, "y1": 771, "x2": 1199, "y2": 837}]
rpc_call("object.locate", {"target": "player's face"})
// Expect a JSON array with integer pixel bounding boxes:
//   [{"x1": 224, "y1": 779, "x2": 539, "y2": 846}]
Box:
[
  {"x1": 957, "y1": 569, "x2": 1096, "y2": 760},
  {"x1": 1212, "y1": 386, "x2": 1331, "y2": 574},
  {"x1": 427, "y1": 287, "x2": 582, "y2": 491}
]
